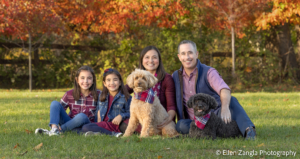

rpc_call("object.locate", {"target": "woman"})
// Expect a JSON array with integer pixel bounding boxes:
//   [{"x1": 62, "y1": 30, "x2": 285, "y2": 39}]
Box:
[{"x1": 125, "y1": 46, "x2": 177, "y2": 131}]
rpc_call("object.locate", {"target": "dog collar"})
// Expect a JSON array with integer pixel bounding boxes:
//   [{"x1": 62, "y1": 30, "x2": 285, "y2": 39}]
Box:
[
  {"x1": 134, "y1": 88, "x2": 155, "y2": 104},
  {"x1": 194, "y1": 112, "x2": 211, "y2": 130}
]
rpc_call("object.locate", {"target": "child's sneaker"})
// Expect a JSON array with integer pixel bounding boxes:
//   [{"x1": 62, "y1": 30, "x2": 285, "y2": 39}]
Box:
[
  {"x1": 35, "y1": 128, "x2": 50, "y2": 135},
  {"x1": 112, "y1": 132, "x2": 123, "y2": 138},
  {"x1": 49, "y1": 128, "x2": 60, "y2": 136},
  {"x1": 84, "y1": 131, "x2": 101, "y2": 137}
]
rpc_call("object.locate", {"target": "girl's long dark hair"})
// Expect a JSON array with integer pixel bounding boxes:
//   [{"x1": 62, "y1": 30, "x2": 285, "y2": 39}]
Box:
[
  {"x1": 73, "y1": 65, "x2": 98, "y2": 101},
  {"x1": 100, "y1": 68, "x2": 130, "y2": 102},
  {"x1": 139, "y1": 46, "x2": 166, "y2": 82}
]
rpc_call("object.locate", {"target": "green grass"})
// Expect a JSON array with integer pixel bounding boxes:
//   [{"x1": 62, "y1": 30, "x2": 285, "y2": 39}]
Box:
[{"x1": 1, "y1": 90, "x2": 300, "y2": 158}]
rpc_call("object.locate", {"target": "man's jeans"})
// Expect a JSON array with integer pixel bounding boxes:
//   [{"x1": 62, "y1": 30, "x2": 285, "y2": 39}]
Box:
[
  {"x1": 48, "y1": 101, "x2": 90, "y2": 132},
  {"x1": 176, "y1": 96, "x2": 255, "y2": 136}
]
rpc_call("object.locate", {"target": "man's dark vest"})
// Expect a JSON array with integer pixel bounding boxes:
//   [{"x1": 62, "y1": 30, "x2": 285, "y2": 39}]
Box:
[{"x1": 173, "y1": 59, "x2": 221, "y2": 120}]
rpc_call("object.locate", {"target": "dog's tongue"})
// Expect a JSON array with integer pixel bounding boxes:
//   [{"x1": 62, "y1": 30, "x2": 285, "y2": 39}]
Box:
[{"x1": 198, "y1": 110, "x2": 202, "y2": 112}]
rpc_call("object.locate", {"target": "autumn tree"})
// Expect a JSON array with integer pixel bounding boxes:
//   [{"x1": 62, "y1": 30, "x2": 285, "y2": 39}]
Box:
[
  {"x1": 191, "y1": 0, "x2": 265, "y2": 76},
  {"x1": 255, "y1": 0, "x2": 300, "y2": 82},
  {"x1": 52, "y1": 0, "x2": 187, "y2": 35},
  {"x1": 0, "y1": 0, "x2": 64, "y2": 91}
]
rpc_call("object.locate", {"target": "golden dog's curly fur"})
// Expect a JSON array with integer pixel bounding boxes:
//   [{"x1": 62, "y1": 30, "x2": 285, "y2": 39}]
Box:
[{"x1": 123, "y1": 69, "x2": 178, "y2": 138}]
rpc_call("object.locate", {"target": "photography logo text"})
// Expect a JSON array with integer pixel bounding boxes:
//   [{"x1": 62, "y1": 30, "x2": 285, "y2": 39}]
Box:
[{"x1": 215, "y1": 150, "x2": 297, "y2": 157}]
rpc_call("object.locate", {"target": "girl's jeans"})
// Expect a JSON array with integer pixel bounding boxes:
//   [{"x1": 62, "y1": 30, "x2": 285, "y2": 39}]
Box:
[{"x1": 48, "y1": 101, "x2": 90, "y2": 132}]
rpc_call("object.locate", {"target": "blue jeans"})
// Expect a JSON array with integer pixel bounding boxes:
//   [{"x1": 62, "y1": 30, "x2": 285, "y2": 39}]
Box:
[
  {"x1": 49, "y1": 101, "x2": 90, "y2": 132},
  {"x1": 176, "y1": 96, "x2": 255, "y2": 136}
]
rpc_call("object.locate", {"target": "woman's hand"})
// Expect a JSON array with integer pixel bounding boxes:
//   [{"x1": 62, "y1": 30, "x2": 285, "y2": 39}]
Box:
[
  {"x1": 112, "y1": 115, "x2": 122, "y2": 125},
  {"x1": 157, "y1": 110, "x2": 176, "y2": 129}
]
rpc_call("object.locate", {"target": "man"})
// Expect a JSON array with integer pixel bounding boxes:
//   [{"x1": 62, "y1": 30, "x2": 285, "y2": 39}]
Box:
[{"x1": 173, "y1": 40, "x2": 256, "y2": 140}]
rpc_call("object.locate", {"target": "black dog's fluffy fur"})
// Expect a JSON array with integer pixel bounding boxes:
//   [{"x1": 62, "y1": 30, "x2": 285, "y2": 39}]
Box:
[{"x1": 188, "y1": 93, "x2": 242, "y2": 139}]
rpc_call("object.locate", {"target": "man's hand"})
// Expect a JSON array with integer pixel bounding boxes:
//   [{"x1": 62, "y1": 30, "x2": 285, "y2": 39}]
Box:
[
  {"x1": 221, "y1": 107, "x2": 231, "y2": 124},
  {"x1": 112, "y1": 115, "x2": 122, "y2": 125},
  {"x1": 220, "y1": 89, "x2": 231, "y2": 124}
]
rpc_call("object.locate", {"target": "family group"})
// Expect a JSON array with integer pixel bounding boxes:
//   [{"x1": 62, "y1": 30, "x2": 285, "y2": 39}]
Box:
[{"x1": 35, "y1": 40, "x2": 256, "y2": 140}]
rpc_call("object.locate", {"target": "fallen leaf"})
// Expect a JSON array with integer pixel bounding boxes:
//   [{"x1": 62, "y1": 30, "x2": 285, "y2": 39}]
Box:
[
  {"x1": 266, "y1": 111, "x2": 269, "y2": 114},
  {"x1": 243, "y1": 146, "x2": 246, "y2": 148},
  {"x1": 15, "y1": 100, "x2": 20, "y2": 103},
  {"x1": 295, "y1": 143, "x2": 297, "y2": 145},
  {"x1": 125, "y1": 139, "x2": 130, "y2": 143},
  {"x1": 292, "y1": 126, "x2": 295, "y2": 129},
  {"x1": 257, "y1": 143, "x2": 265, "y2": 147},
  {"x1": 35, "y1": 95, "x2": 39, "y2": 97},
  {"x1": 285, "y1": 135, "x2": 291, "y2": 138},
  {"x1": 157, "y1": 156, "x2": 163, "y2": 159},
  {"x1": 18, "y1": 151, "x2": 27, "y2": 156},
  {"x1": 258, "y1": 99, "x2": 261, "y2": 102},
  {"x1": 13, "y1": 143, "x2": 20, "y2": 149},
  {"x1": 33, "y1": 143, "x2": 43, "y2": 151},
  {"x1": 4, "y1": 121, "x2": 7, "y2": 124},
  {"x1": 25, "y1": 129, "x2": 32, "y2": 134},
  {"x1": 164, "y1": 148, "x2": 170, "y2": 150},
  {"x1": 82, "y1": 157, "x2": 86, "y2": 159}
]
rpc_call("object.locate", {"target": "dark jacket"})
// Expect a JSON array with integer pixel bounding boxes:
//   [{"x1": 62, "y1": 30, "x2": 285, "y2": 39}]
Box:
[{"x1": 172, "y1": 59, "x2": 221, "y2": 120}]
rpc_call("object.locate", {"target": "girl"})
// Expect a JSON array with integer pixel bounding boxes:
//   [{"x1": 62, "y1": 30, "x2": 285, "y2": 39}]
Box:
[
  {"x1": 81, "y1": 68, "x2": 131, "y2": 137},
  {"x1": 124, "y1": 46, "x2": 177, "y2": 132},
  {"x1": 35, "y1": 66, "x2": 100, "y2": 136}
]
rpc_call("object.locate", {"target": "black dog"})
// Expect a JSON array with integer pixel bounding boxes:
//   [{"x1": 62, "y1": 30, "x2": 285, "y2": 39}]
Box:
[{"x1": 188, "y1": 93, "x2": 242, "y2": 139}]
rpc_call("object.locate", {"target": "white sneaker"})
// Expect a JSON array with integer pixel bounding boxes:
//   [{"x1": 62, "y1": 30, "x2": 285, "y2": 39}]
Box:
[
  {"x1": 49, "y1": 128, "x2": 60, "y2": 136},
  {"x1": 112, "y1": 132, "x2": 123, "y2": 138},
  {"x1": 35, "y1": 128, "x2": 50, "y2": 135},
  {"x1": 85, "y1": 131, "x2": 101, "y2": 137}
]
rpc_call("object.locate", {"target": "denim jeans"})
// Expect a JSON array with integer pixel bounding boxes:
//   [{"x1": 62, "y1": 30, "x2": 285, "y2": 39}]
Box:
[
  {"x1": 49, "y1": 101, "x2": 90, "y2": 132},
  {"x1": 176, "y1": 96, "x2": 255, "y2": 136}
]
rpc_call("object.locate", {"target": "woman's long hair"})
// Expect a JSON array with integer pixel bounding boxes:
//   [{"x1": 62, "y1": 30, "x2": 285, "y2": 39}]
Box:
[
  {"x1": 100, "y1": 68, "x2": 130, "y2": 102},
  {"x1": 138, "y1": 46, "x2": 166, "y2": 81},
  {"x1": 73, "y1": 65, "x2": 98, "y2": 101}
]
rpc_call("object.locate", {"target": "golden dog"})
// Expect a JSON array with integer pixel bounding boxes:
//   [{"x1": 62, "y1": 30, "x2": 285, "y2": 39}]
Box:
[{"x1": 123, "y1": 69, "x2": 178, "y2": 137}]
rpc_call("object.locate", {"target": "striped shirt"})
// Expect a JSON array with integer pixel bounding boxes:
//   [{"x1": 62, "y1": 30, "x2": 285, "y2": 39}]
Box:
[{"x1": 60, "y1": 89, "x2": 101, "y2": 122}]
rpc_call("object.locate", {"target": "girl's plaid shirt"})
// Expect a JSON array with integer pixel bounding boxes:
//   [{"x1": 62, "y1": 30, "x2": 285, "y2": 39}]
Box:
[{"x1": 60, "y1": 89, "x2": 101, "y2": 122}]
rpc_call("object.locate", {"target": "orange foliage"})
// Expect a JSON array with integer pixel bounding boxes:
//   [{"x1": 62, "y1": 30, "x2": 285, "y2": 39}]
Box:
[
  {"x1": 255, "y1": 0, "x2": 300, "y2": 30},
  {"x1": 193, "y1": 0, "x2": 265, "y2": 38},
  {"x1": 52, "y1": 0, "x2": 188, "y2": 34},
  {"x1": 0, "y1": 0, "x2": 63, "y2": 40},
  {"x1": 0, "y1": 0, "x2": 187, "y2": 38}
]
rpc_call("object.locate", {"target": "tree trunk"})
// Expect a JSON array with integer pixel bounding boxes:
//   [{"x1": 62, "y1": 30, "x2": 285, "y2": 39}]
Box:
[
  {"x1": 275, "y1": 23, "x2": 300, "y2": 82},
  {"x1": 231, "y1": 26, "x2": 236, "y2": 77},
  {"x1": 28, "y1": 33, "x2": 32, "y2": 92}
]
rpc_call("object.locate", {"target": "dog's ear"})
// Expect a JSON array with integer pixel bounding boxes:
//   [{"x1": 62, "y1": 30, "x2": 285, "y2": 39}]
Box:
[
  {"x1": 187, "y1": 95, "x2": 195, "y2": 108},
  {"x1": 146, "y1": 71, "x2": 158, "y2": 88},
  {"x1": 206, "y1": 94, "x2": 218, "y2": 109},
  {"x1": 126, "y1": 71, "x2": 135, "y2": 88}
]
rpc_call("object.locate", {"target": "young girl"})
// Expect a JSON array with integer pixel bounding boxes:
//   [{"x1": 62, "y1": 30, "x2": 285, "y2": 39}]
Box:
[
  {"x1": 81, "y1": 68, "x2": 131, "y2": 137},
  {"x1": 35, "y1": 66, "x2": 100, "y2": 136}
]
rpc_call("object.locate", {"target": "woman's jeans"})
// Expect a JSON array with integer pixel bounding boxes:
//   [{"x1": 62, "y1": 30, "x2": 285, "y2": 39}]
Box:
[{"x1": 49, "y1": 101, "x2": 90, "y2": 132}]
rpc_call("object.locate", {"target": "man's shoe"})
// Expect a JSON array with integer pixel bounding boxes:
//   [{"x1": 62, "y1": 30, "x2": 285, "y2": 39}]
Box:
[
  {"x1": 85, "y1": 131, "x2": 101, "y2": 137},
  {"x1": 49, "y1": 128, "x2": 60, "y2": 136},
  {"x1": 35, "y1": 128, "x2": 50, "y2": 135},
  {"x1": 245, "y1": 127, "x2": 256, "y2": 140},
  {"x1": 112, "y1": 132, "x2": 123, "y2": 138}
]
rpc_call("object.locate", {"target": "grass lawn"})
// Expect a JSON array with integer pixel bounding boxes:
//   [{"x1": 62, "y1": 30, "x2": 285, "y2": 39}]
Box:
[{"x1": 1, "y1": 90, "x2": 300, "y2": 158}]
